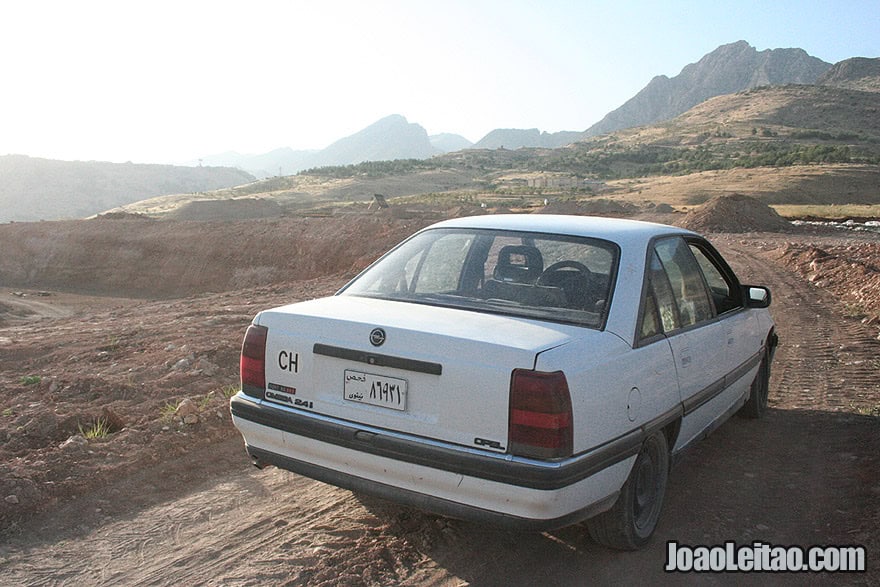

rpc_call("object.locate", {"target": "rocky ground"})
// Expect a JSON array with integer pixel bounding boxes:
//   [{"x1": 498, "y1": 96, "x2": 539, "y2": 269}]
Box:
[{"x1": 0, "y1": 203, "x2": 878, "y2": 585}]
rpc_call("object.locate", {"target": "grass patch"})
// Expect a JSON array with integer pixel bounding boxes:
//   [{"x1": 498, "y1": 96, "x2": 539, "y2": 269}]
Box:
[
  {"x1": 771, "y1": 204, "x2": 880, "y2": 220},
  {"x1": 851, "y1": 403, "x2": 880, "y2": 418},
  {"x1": 221, "y1": 384, "x2": 240, "y2": 399},
  {"x1": 79, "y1": 418, "x2": 112, "y2": 439},
  {"x1": 160, "y1": 400, "x2": 180, "y2": 422},
  {"x1": 20, "y1": 375, "x2": 41, "y2": 386},
  {"x1": 101, "y1": 335, "x2": 121, "y2": 351},
  {"x1": 199, "y1": 394, "x2": 214, "y2": 410},
  {"x1": 841, "y1": 302, "x2": 868, "y2": 319},
  {"x1": 2, "y1": 407, "x2": 13, "y2": 417}
]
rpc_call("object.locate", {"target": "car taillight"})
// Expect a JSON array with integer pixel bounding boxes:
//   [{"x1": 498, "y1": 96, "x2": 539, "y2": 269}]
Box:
[
  {"x1": 240, "y1": 324, "x2": 268, "y2": 399},
  {"x1": 508, "y1": 369, "x2": 573, "y2": 459}
]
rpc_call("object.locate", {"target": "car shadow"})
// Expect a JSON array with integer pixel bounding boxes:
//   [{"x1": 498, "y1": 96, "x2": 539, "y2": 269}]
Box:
[{"x1": 358, "y1": 406, "x2": 879, "y2": 585}]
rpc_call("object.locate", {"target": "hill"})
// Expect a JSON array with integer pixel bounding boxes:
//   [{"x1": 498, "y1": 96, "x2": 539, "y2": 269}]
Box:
[
  {"x1": 817, "y1": 57, "x2": 880, "y2": 92},
  {"x1": 535, "y1": 83, "x2": 880, "y2": 184},
  {"x1": 609, "y1": 83, "x2": 880, "y2": 147},
  {"x1": 0, "y1": 156, "x2": 254, "y2": 223},
  {"x1": 585, "y1": 41, "x2": 831, "y2": 137}
]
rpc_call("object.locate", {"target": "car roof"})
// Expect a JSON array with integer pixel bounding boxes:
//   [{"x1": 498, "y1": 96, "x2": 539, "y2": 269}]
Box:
[{"x1": 427, "y1": 214, "x2": 696, "y2": 246}]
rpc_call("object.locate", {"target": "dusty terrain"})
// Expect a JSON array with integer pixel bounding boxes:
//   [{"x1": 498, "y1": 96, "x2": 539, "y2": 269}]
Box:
[
  {"x1": 0, "y1": 204, "x2": 878, "y2": 585},
  {"x1": 603, "y1": 164, "x2": 880, "y2": 208}
]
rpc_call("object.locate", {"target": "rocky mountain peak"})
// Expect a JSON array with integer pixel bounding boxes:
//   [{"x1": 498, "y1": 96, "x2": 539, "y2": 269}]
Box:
[{"x1": 585, "y1": 41, "x2": 831, "y2": 137}]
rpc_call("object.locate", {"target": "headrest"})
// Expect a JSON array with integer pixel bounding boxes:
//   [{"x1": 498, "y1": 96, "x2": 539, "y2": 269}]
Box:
[{"x1": 494, "y1": 245, "x2": 544, "y2": 283}]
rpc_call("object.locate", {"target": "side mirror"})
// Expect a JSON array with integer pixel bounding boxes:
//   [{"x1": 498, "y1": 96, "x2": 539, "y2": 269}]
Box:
[{"x1": 743, "y1": 285, "x2": 771, "y2": 308}]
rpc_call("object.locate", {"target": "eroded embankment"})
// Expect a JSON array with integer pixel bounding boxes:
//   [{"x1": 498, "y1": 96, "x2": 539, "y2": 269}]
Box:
[{"x1": 0, "y1": 216, "x2": 434, "y2": 298}]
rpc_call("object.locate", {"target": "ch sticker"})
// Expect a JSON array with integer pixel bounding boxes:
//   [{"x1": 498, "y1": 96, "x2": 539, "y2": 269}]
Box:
[{"x1": 278, "y1": 350, "x2": 299, "y2": 373}]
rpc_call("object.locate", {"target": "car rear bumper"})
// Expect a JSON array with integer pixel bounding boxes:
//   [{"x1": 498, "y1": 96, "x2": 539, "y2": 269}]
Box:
[
  {"x1": 230, "y1": 393, "x2": 635, "y2": 528},
  {"x1": 244, "y1": 444, "x2": 618, "y2": 531}
]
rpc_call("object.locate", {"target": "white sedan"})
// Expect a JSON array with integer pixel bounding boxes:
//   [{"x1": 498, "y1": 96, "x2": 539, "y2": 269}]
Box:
[{"x1": 231, "y1": 214, "x2": 777, "y2": 549}]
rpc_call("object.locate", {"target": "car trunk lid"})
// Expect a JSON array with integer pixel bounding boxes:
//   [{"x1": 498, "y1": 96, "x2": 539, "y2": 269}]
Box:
[{"x1": 255, "y1": 295, "x2": 583, "y2": 452}]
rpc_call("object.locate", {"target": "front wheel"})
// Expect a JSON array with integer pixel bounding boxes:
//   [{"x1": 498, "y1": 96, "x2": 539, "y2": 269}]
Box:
[{"x1": 586, "y1": 431, "x2": 669, "y2": 550}]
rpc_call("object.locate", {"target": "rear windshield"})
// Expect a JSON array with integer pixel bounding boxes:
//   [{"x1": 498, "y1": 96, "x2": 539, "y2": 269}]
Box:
[{"x1": 339, "y1": 228, "x2": 619, "y2": 329}]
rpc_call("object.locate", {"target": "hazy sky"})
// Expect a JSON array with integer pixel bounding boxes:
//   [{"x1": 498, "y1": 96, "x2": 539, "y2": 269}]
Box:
[{"x1": 1, "y1": 0, "x2": 877, "y2": 164}]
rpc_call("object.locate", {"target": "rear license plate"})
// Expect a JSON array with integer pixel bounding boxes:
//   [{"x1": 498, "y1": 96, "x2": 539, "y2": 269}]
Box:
[{"x1": 344, "y1": 370, "x2": 407, "y2": 411}]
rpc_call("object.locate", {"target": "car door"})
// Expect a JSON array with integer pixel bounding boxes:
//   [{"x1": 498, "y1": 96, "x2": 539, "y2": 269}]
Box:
[
  {"x1": 685, "y1": 237, "x2": 763, "y2": 420},
  {"x1": 648, "y1": 237, "x2": 753, "y2": 452}
]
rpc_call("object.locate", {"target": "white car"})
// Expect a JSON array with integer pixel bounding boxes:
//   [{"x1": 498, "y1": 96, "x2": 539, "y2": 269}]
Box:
[{"x1": 231, "y1": 214, "x2": 777, "y2": 549}]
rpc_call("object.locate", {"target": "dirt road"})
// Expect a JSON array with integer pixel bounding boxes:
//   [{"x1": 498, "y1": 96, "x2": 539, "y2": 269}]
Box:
[{"x1": 1, "y1": 237, "x2": 878, "y2": 585}]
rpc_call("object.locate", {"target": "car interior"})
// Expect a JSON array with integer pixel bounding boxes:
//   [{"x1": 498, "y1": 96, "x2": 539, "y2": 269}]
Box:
[{"x1": 480, "y1": 244, "x2": 607, "y2": 312}]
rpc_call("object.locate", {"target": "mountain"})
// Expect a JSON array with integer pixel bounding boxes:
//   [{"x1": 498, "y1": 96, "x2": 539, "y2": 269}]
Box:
[
  {"x1": 585, "y1": 41, "x2": 832, "y2": 137},
  {"x1": 429, "y1": 133, "x2": 473, "y2": 153},
  {"x1": 817, "y1": 57, "x2": 880, "y2": 92},
  {"x1": 304, "y1": 114, "x2": 439, "y2": 169},
  {"x1": 472, "y1": 128, "x2": 583, "y2": 150},
  {"x1": 204, "y1": 115, "x2": 444, "y2": 178},
  {"x1": 0, "y1": 155, "x2": 254, "y2": 223}
]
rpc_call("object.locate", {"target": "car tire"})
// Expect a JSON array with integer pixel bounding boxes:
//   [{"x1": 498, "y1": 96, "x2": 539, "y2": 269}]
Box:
[
  {"x1": 586, "y1": 431, "x2": 669, "y2": 550},
  {"x1": 738, "y1": 353, "x2": 770, "y2": 419}
]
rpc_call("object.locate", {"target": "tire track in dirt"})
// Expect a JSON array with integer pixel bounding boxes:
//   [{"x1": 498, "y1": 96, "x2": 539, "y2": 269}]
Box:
[
  {"x1": 719, "y1": 237, "x2": 880, "y2": 414},
  {"x1": 0, "y1": 296, "x2": 73, "y2": 324},
  {"x1": 0, "y1": 438, "x2": 429, "y2": 586},
  {"x1": 1, "y1": 236, "x2": 877, "y2": 586}
]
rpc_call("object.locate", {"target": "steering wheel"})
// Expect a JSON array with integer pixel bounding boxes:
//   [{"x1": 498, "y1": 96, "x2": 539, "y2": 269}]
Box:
[{"x1": 536, "y1": 260, "x2": 591, "y2": 285}]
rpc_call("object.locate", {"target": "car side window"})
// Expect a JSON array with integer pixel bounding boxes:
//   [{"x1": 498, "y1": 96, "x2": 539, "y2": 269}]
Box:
[
  {"x1": 688, "y1": 243, "x2": 744, "y2": 315},
  {"x1": 638, "y1": 250, "x2": 680, "y2": 341},
  {"x1": 654, "y1": 237, "x2": 714, "y2": 328}
]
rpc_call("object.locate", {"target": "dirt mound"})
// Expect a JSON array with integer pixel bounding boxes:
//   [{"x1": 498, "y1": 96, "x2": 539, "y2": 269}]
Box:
[
  {"x1": 778, "y1": 242, "x2": 880, "y2": 319},
  {"x1": 681, "y1": 193, "x2": 793, "y2": 233}
]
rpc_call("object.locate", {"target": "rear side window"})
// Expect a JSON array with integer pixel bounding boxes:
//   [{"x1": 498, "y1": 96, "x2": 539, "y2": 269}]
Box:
[{"x1": 654, "y1": 238, "x2": 714, "y2": 328}]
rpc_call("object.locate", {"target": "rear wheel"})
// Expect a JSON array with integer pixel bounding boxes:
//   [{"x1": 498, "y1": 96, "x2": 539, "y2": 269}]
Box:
[
  {"x1": 586, "y1": 431, "x2": 669, "y2": 550},
  {"x1": 739, "y1": 354, "x2": 770, "y2": 419}
]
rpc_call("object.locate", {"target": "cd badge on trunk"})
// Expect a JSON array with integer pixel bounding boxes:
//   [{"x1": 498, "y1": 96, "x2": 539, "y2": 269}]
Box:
[{"x1": 369, "y1": 328, "x2": 386, "y2": 347}]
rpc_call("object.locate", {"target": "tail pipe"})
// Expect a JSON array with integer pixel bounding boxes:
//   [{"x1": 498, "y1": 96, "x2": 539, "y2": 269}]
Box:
[{"x1": 248, "y1": 450, "x2": 269, "y2": 470}]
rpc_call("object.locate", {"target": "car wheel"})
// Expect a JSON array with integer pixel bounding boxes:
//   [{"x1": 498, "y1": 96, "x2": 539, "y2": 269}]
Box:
[
  {"x1": 739, "y1": 353, "x2": 770, "y2": 419},
  {"x1": 587, "y1": 431, "x2": 669, "y2": 550}
]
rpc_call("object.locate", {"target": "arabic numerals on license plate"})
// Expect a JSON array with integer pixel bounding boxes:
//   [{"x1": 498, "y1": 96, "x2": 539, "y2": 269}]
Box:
[
  {"x1": 344, "y1": 370, "x2": 407, "y2": 410},
  {"x1": 371, "y1": 379, "x2": 401, "y2": 404}
]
